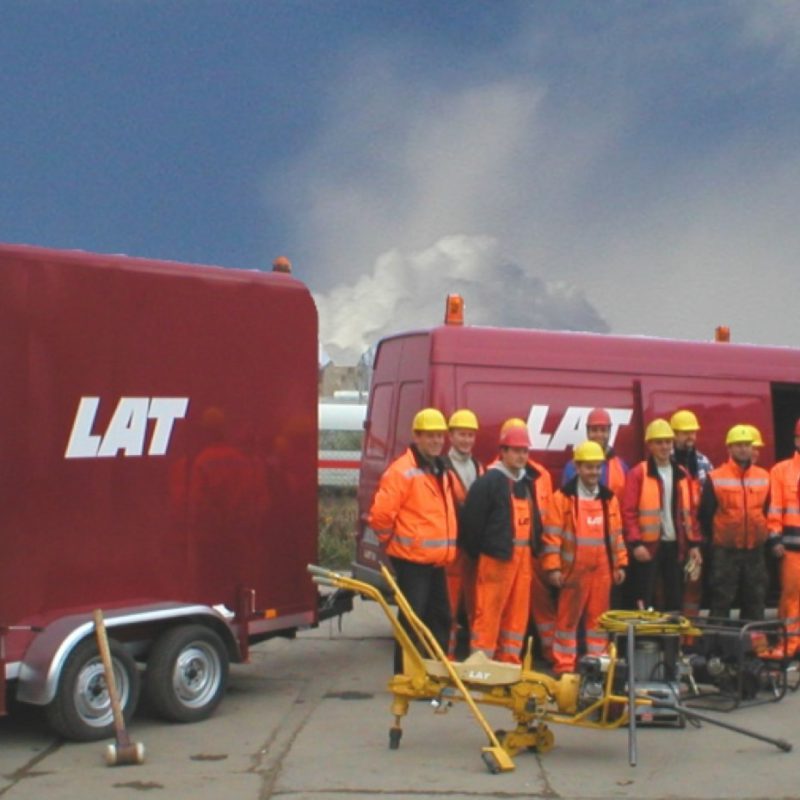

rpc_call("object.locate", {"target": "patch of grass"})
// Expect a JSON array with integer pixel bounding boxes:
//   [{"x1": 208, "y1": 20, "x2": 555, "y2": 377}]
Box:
[{"x1": 318, "y1": 487, "x2": 357, "y2": 569}]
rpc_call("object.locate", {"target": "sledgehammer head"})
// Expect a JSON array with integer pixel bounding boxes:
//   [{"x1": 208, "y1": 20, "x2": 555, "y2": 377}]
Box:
[{"x1": 105, "y1": 741, "x2": 146, "y2": 766}]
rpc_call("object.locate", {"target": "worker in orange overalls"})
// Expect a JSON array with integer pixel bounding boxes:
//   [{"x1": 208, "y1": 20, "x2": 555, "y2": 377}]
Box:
[
  {"x1": 767, "y1": 418, "x2": 800, "y2": 657},
  {"x1": 369, "y1": 408, "x2": 458, "y2": 672},
  {"x1": 495, "y1": 417, "x2": 555, "y2": 662},
  {"x1": 460, "y1": 424, "x2": 546, "y2": 663},
  {"x1": 442, "y1": 409, "x2": 485, "y2": 657},
  {"x1": 543, "y1": 441, "x2": 628, "y2": 675},
  {"x1": 561, "y1": 407, "x2": 630, "y2": 612}
]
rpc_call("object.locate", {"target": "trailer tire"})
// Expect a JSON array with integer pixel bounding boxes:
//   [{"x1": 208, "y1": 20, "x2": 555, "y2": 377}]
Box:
[
  {"x1": 145, "y1": 625, "x2": 229, "y2": 723},
  {"x1": 45, "y1": 637, "x2": 141, "y2": 741}
]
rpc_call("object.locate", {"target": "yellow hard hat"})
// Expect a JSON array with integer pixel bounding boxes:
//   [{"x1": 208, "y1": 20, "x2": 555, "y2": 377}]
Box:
[
  {"x1": 448, "y1": 409, "x2": 479, "y2": 430},
  {"x1": 411, "y1": 408, "x2": 448, "y2": 433},
  {"x1": 726, "y1": 424, "x2": 754, "y2": 446},
  {"x1": 745, "y1": 425, "x2": 765, "y2": 448},
  {"x1": 669, "y1": 409, "x2": 700, "y2": 432},
  {"x1": 645, "y1": 418, "x2": 675, "y2": 442},
  {"x1": 573, "y1": 440, "x2": 606, "y2": 462},
  {"x1": 499, "y1": 417, "x2": 527, "y2": 435}
]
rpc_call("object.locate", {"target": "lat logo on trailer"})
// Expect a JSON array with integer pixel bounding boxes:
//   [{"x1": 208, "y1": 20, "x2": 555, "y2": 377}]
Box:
[
  {"x1": 65, "y1": 397, "x2": 189, "y2": 459},
  {"x1": 527, "y1": 405, "x2": 633, "y2": 451}
]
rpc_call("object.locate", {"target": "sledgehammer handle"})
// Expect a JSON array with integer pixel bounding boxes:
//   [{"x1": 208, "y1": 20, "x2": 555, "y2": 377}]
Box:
[{"x1": 93, "y1": 609, "x2": 130, "y2": 747}]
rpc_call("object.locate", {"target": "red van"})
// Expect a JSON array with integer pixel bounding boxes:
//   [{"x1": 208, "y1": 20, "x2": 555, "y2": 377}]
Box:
[{"x1": 354, "y1": 300, "x2": 800, "y2": 587}]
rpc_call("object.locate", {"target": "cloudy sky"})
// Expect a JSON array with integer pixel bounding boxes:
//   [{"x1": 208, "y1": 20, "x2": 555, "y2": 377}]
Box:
[{"x1": 3, "y1": 1, "x2": 799, "y2": 362}]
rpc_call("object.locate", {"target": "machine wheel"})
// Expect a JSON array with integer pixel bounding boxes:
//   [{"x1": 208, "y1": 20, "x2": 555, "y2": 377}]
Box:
[
  {"x1": 481, "y1": 751, "x2": 501, "y2": 774},
  {"x1": 389, "y1": 726, "x2": 402, "y2": 750},
  {"x1": 494, "y1": 729, "x2": 520, "y2": 756},
  {"x1": 529, "y1": 725, "x2": 555, "y2": 753},
  {"x1": 45, "y1": 637, "x2": 141, "y2": 741},
  {"x1": 145, "y1": 625, "x2": 229, "y2": 723}
]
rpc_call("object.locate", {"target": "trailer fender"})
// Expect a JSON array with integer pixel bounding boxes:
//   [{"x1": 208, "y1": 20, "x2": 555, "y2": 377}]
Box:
[{"x1": 15, "y1": 603, "x2": 238, "y2": 706}]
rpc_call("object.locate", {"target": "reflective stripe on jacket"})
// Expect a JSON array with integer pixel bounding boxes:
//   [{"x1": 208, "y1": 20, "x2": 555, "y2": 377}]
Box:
[
  {"x1": 706, "y1": 459, "x2": 769, "y2": 549},
  {"x1": 541, "y1": 478, "x2": 628, "y2": 578},
  {"x1": 768, "y1": 452, "x2": 800, "y2": 552},
  {"x1": 368, "y1": 446, "x2": 457, "y2": 566},
  {"x1": 622, "y1": 458, "x2": 699, "y2": 559}
]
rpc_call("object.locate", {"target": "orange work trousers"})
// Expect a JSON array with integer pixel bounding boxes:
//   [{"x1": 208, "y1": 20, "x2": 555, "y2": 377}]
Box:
[
  {"x1": 445, "y1": 549, "x2": 477, "y2": 658},
  {"x1": 471, "y1": 547, "x2": 532, "y2": 664},
  {"x1": 682, "y1": 575, "x2": 702, "y2": 618},
  {"x1": 779, "y1": 551, "x2": 800, "y2": 657},
  {"x1": 531, "y1": 559, "x2": 556, "y2": 662},
  {"x1": 552, "y1": 549, "x2": 611, "y2": 675}
]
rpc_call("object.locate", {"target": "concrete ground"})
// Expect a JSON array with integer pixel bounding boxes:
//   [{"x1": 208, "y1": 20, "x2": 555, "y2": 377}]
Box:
[{"x1": 1, "y1": 597, "x2": 798, "y2": 800}]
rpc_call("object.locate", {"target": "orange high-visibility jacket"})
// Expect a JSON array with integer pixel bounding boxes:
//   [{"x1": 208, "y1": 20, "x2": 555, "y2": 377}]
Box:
[
  {"x1": 622, "y1": 458, "x2": 700, "y2": 559},
  {"x1": 704, "y1": 459, "x2": 769, "y2": 549},
  {"x1": 369, "y1": 446, "x2": 458, "y2": 566},
  {"x1": 768, "y1": 452, "x2": 800, "y2": 552},
  {"x1": 541, "y1": 479, "x2": 628, "y2": 578},
  {"x1": 605, "y1": 456, "x2": 627, "y2": 502}
]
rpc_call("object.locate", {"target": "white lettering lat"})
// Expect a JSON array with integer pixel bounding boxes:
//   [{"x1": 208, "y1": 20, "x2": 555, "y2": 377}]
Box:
[
  {"x1": 65, "y1": 397, "x2": 189, "y2": 458},
  {"x1": 526, "y1": 405, "x2": 633, "y2": 451}
]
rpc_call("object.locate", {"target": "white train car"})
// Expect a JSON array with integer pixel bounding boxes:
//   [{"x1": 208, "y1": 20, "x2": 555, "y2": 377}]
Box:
[{"x1": 318, "y1": 395, "x2": 366, "y2": 488}]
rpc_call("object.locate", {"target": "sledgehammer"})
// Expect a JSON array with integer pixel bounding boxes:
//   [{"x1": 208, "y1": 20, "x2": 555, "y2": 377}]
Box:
[{"x1": 92, "y1": 609, "x2": 145, "y2": 766}]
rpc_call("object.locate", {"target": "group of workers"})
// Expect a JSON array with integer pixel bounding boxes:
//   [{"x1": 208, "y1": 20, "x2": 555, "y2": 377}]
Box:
[{"x1": 368, "y1": 406, "x2": 800, "y2": 675}]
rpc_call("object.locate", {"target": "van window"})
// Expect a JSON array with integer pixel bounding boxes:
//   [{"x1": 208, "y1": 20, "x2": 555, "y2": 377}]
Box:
[
  {"x1": 366, "y1": 384, "x2": 392, "y2": 460},
  {"x1": 642, "y1": 382, "x2": 768, "y2": 468},
  {"x1": 771, "y1": 383, "x2": 800, "y2": 461}
]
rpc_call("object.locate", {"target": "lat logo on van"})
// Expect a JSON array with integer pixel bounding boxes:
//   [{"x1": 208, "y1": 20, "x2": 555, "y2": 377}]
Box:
[
  {"x1": 65, "y1": 397, "x2": 189, "y2": 458},
  {"x1": 527, "y1": 405, "x2": 633, "y2": 451}
]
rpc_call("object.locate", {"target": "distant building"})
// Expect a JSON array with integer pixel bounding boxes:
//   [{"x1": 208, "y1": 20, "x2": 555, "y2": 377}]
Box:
[{"x1": 318, "y1": 362, "x2": 370, "y2": 398}]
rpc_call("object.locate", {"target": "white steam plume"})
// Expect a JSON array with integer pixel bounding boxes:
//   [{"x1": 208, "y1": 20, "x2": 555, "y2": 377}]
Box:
[{"x1": 314, "y1": 234, "x2": 608, "y2": 365}]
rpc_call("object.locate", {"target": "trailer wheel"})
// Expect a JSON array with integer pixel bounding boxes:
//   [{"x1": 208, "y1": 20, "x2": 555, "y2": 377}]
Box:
[
  {"x1": 145, "y1": 625, "x2": 229, "y2": 723},
  {"x1": 46, "y1": 637, "x2": 141, "y2": 741}
]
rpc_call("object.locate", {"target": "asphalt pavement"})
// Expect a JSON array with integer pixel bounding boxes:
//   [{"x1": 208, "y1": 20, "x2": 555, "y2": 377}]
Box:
[{"x1": 1, "y1": 597, "x2": 798, "y2": 800}]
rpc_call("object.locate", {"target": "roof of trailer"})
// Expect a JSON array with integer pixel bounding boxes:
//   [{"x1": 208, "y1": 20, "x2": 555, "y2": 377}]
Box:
[{"x1": 0, "y1": 242, "x2": 308, "y2": 292}]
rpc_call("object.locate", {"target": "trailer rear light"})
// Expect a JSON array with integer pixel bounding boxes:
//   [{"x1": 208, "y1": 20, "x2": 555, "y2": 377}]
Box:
[
  {"x1": 715, "y1": 326, "x2": 730, "y2": 343},
  {"x1": 445, "y1": 294, "x2": 464, "y2": 326},
  {"x1": 264, "y1": 609, "x2": 278, "y2": 619}
]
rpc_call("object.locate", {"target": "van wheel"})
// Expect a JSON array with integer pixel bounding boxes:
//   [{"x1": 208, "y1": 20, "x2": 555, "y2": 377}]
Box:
[
  {"x1": 145, "y1": 625, "x2": 229, "y2": 723},
  {"x1": 46, "y1": 637, "x2": 141, "y2": 741}
]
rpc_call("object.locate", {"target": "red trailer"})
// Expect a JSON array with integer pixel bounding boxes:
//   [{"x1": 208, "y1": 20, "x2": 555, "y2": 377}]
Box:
[
  {"x1": 354, "y1": 298, "x2": 800, "y2": 587},
  {"x1": 0, "y1": 244, "x2": 349, "y2": 740}
]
